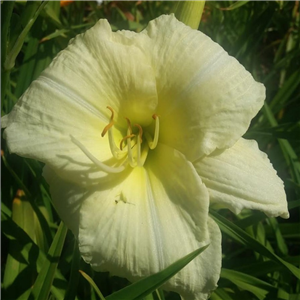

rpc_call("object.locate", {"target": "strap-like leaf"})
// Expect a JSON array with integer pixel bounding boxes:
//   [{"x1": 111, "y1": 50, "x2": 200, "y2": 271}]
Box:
[
  {"x1": 106, "y1": 244, "x2": 209, "y2": 300},
  {"x1": 210, "y1": 210, "x2": 300, "y2": 279}
]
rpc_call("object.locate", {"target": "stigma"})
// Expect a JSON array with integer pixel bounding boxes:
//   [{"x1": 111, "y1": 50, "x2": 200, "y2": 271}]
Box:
[{"x1": 71, "y1": 106, "x2": 160, "y2": 173}]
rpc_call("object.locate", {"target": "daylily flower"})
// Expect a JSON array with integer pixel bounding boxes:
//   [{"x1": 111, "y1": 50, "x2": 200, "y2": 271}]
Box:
[{"x1": 2, "y1": 14, "x2": 289, "y2": 300}]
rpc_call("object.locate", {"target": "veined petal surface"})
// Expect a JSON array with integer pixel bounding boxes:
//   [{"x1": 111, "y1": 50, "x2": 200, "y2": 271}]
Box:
[
  {"x1": 194, "y1": 138, "x2": 289, "y2": 218},
  {"x1": 43, "y1": 165, "x2": 86, "y2": 235},
  {"x1": 2, "y1": 19, "x2": 158, "y2": 185},
  {"x1": 45, "y1": 144, "x2": 221, "y2": 299},
  {"x1": 139, "y1": 15, "x2": 265, "y2": 160}
]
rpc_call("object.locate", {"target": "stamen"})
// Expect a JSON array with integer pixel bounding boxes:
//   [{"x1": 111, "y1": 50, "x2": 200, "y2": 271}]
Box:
[
  {"x1": 107, "y1": 128, "x2": 127, "y2": 160},
  {"x1": 70, "y1": 135, "x2": 125, "y2": 173},
  {"x1": 101, "y1": 106, "x2": 115, "y2": 137},
  {"x1": 125, "y1": 117, "x2": 133, "y2": 134},
  {"x1": 145, "y1": 114, "x2": 160, "y2": 150},
  {"x1": 134, "y1": 124, "x2": 143, "y2": 143},
  {"x1": 120, "y1": 134, "x2": 135, "y2": 151},
  {"x1": 126, "y1": 134, "x2": 136, "y2": 168},
  {"x1": 136, "y1": 134, "x2": 142, "y2": 166}
]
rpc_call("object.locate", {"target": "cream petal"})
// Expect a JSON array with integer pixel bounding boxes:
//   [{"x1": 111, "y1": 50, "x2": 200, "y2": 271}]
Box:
[
  {"x1": 42, "y1": 165, "x2": 85, "y2": 235},
  {"x1": 139, "y1": 14, "x2": 265, "y2": 161},
  {"x1": 194, "y1": 138, "x2": 289, "y2": 219},
  {"x1": 44, "y1": 19, "x2": 158, "y2": 126},
  {"x1": 2, "y1": 19, "x2": 158, "y2": 185},
  {"x1": 2, "y1": 80, "x2": 124, "y2": 186},
  {"x1": 77, "y1": 144, "x2": 221, "y2": 299}
]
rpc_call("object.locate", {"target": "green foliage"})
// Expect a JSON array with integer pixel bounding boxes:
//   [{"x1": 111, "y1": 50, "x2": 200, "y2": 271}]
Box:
[{"x1": 1, "y1": 1, "x2": 300, "y2": 300}]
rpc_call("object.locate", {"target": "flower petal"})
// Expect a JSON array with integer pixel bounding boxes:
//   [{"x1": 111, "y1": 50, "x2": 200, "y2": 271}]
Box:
[
  {"x1": 194, "y1": 138, "x2": 289, "y2": 218},
  {"x1": 140, "y1": 14, "x2": 265, "y2": 160},
  {"x1": 2, "y1": 19, "x2": 158, "y2": 185},
  {"x1": 55, "y1": 144, "x2": 221, "y2": 299},
  {"x1": 43, "y1": 165, "x2": 85, "y2": 235}
]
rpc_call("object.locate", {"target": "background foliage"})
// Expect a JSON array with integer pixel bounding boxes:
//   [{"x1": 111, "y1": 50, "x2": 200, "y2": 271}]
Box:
[{"x1": 1, "y1": 1, "x2": 300, "y2": 300}]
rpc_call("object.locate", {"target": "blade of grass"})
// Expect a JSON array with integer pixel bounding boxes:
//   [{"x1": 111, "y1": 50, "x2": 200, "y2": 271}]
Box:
[
  {"x1": 4, "y1": 1, "x2": 48, "y2": 70},
  {"x1": 210, "y1": 210, "x2": 300, "y2": 279},
  {"x1": 2, "y1": 192, "x2": 33, "y2": 296},
  {"x1": 29, "y1": 222, "x2": 68, "y2": 300},
  {"x1": 267, "y1": 217, "x2": 288, "y2": 256},
  {"x1": 79, "y1": 270, "x2": 106, "y2": 300},
  {"x1": 155, "y1": 289, "x2": 165, "y2": 300},
  {"x1": 269, "y1": 70, "x2": 300, "y2": 114},
  {"x1": 220, "y1": 1, "x2": 250, "y2": 11},
  {"x1": 64, "y1": 239, "x2": 81, "y2": 300},
  {"x1": 2, "y1": 153, "x2": 52, "y2": 249},
  {"x1": 235, "y1": 260, "x2": 285, "y2": 277},
  {"x1": 1, "y1": 1, "x2": 14, "y2": 101},
  {"x1": 235, "y1": 211, "x2": 267, "y2": 229},
  {"x1": 106, "y1": 245, "x2": 209, "y2": 300},
  {"x1": 221, "y1": 268, "x2": 276, "y2": 300},
  {"x1": 263, "y1": 103, "x2": 300, "y2": 184},
  {"x1": 210, "y1": 288, "x2": 235, "y2": 300},
  {"x1": 8, "y1": 1, "x2": 42, "y2": 54},
  {"x1": 1, "y1": 212, "x2": 68, "y2": 300}
]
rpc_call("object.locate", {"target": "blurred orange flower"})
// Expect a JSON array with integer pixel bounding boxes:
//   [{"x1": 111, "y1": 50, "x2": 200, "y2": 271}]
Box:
[{"x1": 60, "y1": 0, "x2": 74, "y2": 7}]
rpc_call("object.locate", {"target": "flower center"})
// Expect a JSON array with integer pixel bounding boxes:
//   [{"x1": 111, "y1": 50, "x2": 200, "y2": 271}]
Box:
[{"x1": 71, "y1": 106, "x2": 159, "y2": 173}]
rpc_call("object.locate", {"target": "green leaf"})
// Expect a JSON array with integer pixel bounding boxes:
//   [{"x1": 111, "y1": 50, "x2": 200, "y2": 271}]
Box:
[
  {"x1": 29, "y1": 222, "x2": 68, "y2": 300},
  {"x1": 42, "y1": 1, "x2": 62, "y2": 27},
  {"x1": 64, "y1": 239, "x2": 81, "y2": 300},
  {"x1": 268, "y1": 217, "x2": 288, "y2": 256},
  {"x1": 210, "y1": 210, "x2": 300, "y2": 279},
  {"x1": 263, "y1": 103, "x2": 300, "y2": 185},
  {"x1": 1, "y1": 1, "x2": 14, "y2": 101},
  {"x1": 210, "y1": 288, "x2": 235, "y2": 300},
  {"x1": 269, "y1": 70, "x2": 300, "y2": 114},
  {"x1": 8, "y1": 1, "x2": 42, "y2": 54},
  {"x1": 220, "y1": 1, "x2": 250, "y2": 11},
  {"x1": 79, "y1": 270, "x2": 106, "y2": 300},
  {"x1": 288, "y1": 200, "x2": 300, "y2": 210},
  {"x1": 221, "y1": 268, "x2": 276, "y2": 300},
  {"x1": 106, "y1": 244, "x2": 209, "y2": 300},
  {"x1": 1, "y1": 213, "x2": 67, "y2": 300},
  {"x1": 155, "y1": 289, "x2": 165, "y2": 300},
  {"x1": 4, "y1": 1, "x2": 48, "y2": 70},
  {"x1": 2, "y1": 192, "x2": 35, "y2": 293},
  {"x1": 2, "y1": 153, "x2": 52, "y2": 249},
  {"x1": 235, "y1": 212, "x2": 267, "y2": 229}
]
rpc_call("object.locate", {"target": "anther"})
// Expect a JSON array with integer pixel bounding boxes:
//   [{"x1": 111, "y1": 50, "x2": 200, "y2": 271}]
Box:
[
  {"x1": 120, "y1": 134, "x2": 135, "y2": 151},
  {"x1": 101, "y1": 106, "x2": 115, "y2": 137}
]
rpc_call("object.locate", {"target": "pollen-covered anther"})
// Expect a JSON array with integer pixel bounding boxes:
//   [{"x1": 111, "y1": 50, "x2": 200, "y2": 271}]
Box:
[{"x1": 101, "y1": 106, "x2": 115, "y2": 137}]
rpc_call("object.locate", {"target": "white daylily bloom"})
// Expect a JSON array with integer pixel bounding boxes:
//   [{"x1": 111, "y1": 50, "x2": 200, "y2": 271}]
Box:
[{"x1": 2, "y1": 14, "x2": 288, "y2": 300}]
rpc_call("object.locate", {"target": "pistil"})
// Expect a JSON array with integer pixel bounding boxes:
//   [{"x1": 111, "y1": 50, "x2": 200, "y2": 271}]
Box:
[{"x1": 70, "y1": 135, "x2": 125, "y2": 173}]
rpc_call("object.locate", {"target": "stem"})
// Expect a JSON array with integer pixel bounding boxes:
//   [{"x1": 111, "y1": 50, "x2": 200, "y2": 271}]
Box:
[{"x1": 172, "y1": 1, "x2": 206, "y2": 29}]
